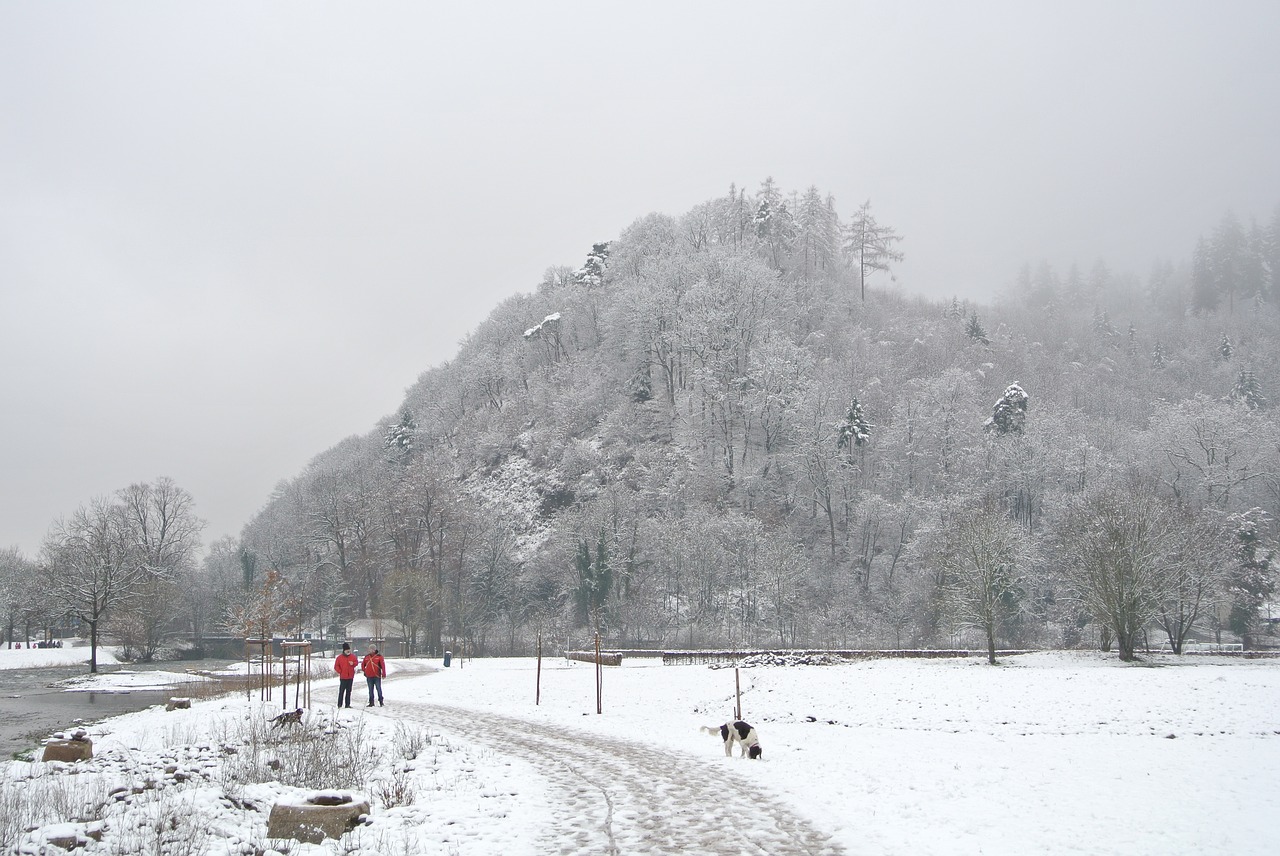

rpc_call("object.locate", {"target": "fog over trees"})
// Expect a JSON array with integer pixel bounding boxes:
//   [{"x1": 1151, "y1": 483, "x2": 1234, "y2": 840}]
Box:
[{"x1": 14, "y1": 182, "x2": 1280, "y2": 661}]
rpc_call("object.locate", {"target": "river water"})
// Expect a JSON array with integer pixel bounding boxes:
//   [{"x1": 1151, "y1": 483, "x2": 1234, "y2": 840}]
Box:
[{"x1": 0, "y1": 659, "x2": 237, "y2": 759}]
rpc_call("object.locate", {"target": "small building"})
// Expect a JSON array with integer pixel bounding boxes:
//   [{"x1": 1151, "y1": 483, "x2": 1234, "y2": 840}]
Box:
[{"x1": 344, "y1": 619, "x2": 408, "y2": 657}]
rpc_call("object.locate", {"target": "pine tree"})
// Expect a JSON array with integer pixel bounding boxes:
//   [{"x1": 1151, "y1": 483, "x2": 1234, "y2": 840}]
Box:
[
  {"x1": 1191, "y1": 236, "x2": 1219, "y2": 314},
  {"x1": 1231, "y1": 369, "x2": 1266, "y2": 409},
  {"x1": 1152, "y1": 340, "x2": 1167, "y2": 367},
  {"x1": 985, "y1": 383, "x2": 1029, "y2": 436},
  {"x1": 1228, "y1": 510, "x2": 1274, "y2": 649},
  {"x1": 965, "y1": 314, "x2": 990, "y2": 345},
  {"x1": 574, "y1": 242, "x2": 611, "y2": 289},
  {"x1": 384, "y1": 408, "x2": 417, "y2": 459},
  {"x1": 836, "y1": 398, "x2": 873, "y2": 452},
  {"x1": 1218, "y1": 333, "x2": 1234, "y2": 361}
]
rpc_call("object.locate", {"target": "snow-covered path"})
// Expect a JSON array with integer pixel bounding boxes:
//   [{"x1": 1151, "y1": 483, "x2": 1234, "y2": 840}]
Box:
[{"x1": 389, "y1": 701, "x2": 845, "y2": 856}]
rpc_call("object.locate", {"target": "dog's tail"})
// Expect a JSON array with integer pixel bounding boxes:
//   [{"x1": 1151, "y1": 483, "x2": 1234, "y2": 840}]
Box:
[{"x1": 699, "y1": 725, "x2": 720, "y2": 736}]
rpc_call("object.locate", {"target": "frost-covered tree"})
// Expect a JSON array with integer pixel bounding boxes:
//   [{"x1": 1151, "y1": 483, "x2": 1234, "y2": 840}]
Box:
[
  {"x1": 384, "y1": 408, "x2": 417, "y2": 460},
  {"x1": 1153, "y1": 508, "x2": 1230, "y2": 653},
  {"x1": 1218, "y1": 333, "x2": 1234, "y2": 361},
  {"x1": 965, "y1": 314, "x2": 990, "y2": 345},
  {"x1": 843, "y1": 199, "x2": 904, "y2": 301},
  {"x1": 985, "y1": 383, "x2": 1029, "y2": 436},
  {"x1": 1227, "y1": 509, "x2": 1274, "y2": 649},
  {"x1": 836, "y1": 397, "x2": 872, "y2": 453},
  {"x1": 1056, "y1": 475, "x2": 1186, "y2": 661},
  {"x1": 573, "y1": 242, "x2": 611, "y2": 289},
  {"x1": 1230, "y1": 369, "x2": 1266, "y2": 410},
  {"x1": 934, "y1": 505, "x2": 1026, "y2": 664},
  {"x1": 1, "y1": 547, "x2": 37, "y2": 648},
  {"x1": 795, "y1": 186, "x2": 839, "y2": 276}
]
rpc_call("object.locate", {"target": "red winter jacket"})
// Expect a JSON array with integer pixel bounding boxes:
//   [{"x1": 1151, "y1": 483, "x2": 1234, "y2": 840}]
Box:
[
  {"x1": 333, "y1": 651, "x2": 359, "y2": 680},
  {"x1": 361, "y1": 652, "x2": 386, "y2": 678}
]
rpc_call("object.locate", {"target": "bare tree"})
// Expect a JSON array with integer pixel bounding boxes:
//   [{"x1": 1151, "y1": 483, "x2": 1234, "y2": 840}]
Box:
[
  {"x1": 1, "y1": 547, "x2": 37, "y2": 648},
  {"x1": 1154, "y1": 508, "x2": 1231, "y2": 653},
  {"x1": 111, "y1": 478, "x2": 204, "y2": 660},
  {"x1": 934, "y1": 505, "x2": 1026, "y2": 664},
  {"x1": 42, "y1": 498, "x2": 145, "y2": 672},
  {"x1": 1056, "y1": 475, "x2": 1186, "y2": 661},
  {"x1": 843, "y1": 199, "x2": 904, "y2": 301}
]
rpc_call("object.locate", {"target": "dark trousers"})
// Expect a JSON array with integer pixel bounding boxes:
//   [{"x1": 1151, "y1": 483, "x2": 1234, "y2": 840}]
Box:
[
  {"x1": 338, "y1": 678, "x2": 354, "y2": 707},
  {"x1": 366, "y1": 676, "x2": 383, "y2": 704}
]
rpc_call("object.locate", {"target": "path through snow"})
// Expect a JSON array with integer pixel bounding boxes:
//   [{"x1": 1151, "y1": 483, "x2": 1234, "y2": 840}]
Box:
[{"x1": 389, "y1": 701, "x2": 846, "y2": 856}]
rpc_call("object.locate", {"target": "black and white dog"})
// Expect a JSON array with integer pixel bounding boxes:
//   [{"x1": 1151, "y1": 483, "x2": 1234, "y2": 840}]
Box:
[{"x1": 701, "y1": 720, "x2": 763, "y2": 759}]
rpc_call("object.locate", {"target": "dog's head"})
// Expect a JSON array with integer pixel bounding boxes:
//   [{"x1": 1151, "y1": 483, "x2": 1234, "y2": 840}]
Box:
[{"x1": 748, "y1": 744, "x2": 763, "y2": 760}]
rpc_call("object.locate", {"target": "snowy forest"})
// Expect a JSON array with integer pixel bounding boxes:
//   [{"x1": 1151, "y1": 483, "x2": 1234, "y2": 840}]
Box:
[{"x1": 7, "y1": 180, "x2": 1280, "y2": 664}]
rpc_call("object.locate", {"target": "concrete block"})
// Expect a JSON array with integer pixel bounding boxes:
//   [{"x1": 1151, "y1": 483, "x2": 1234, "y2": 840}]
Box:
[{"x1": 266, "y1": 792, "x2": 370, "y2": 844}]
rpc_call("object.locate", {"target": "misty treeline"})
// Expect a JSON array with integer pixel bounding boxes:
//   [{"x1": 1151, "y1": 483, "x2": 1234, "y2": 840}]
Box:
[{"x1": 6, "y1": 182, "x2": 1279, "y2": 664}]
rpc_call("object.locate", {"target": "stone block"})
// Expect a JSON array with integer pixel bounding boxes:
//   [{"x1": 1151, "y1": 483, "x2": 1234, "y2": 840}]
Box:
[
  {"x1": 42, "y1": 738, "x2": 93, "y2": 763},
  {"x1": 266, "y1": 792, "x2": 370, "y2": 844},
  {"x1": 165, "y1": 697, "x2": 192, "y2": 711}
]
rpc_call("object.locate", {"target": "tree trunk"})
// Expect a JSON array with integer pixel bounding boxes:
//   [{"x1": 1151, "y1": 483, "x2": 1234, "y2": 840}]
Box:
[
  {"x1": 1117, "y1": 628, "x2": 1137, "y2": 662},
  {"x1": 986, "y1": 625, "x2": 997, "y2": 665},
  {"x1": 89, "y1": 620, "x2": 99, "y2": 673}
]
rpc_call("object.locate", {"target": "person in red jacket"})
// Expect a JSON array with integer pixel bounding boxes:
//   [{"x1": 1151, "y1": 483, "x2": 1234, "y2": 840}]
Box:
[
  {"x1": 333, "y1": 642, "x2": 359, "y2": 708},
  {"x1": 361, "y1": 645, "x2": 386, "y2": 707}
]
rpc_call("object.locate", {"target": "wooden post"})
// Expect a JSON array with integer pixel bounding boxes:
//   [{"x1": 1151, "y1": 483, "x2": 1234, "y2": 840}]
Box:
[
  {"x1": 735, "y1": 668, "x2": 742, "y2": 720},
  {"x1": 536, "y1": 632, "x2": 542, "y2": 706},
  {"x1": 595, "y1": 632, "x2": 602, "y2": 714}
]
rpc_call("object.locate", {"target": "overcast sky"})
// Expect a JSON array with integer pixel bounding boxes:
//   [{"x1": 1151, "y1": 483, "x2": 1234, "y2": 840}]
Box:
[{"x1": 3, "y1": 1, "x2": 1278, "y2": 558}]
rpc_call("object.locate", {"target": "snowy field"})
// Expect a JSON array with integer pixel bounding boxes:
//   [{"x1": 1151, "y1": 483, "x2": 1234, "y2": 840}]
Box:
[
  {"x1": 3, "y1": 651, "x2": 1278, "y2": 855},
  {"x1": 0, "y1": 645, "x2": 120, "y2": 671}
]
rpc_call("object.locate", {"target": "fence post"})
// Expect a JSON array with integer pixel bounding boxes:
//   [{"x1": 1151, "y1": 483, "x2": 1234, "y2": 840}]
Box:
[{"x1": 735, "y1": 668, "x2": 742, "y2": 720}]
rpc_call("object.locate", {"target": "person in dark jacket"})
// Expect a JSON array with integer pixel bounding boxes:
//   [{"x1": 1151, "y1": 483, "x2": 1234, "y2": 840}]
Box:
[
  {"x1": 334, "y1": 642, "x2": 359, "y2": 708},
  {"x1": 361, "y1": 645, "x2": 386, "y2": 706}
]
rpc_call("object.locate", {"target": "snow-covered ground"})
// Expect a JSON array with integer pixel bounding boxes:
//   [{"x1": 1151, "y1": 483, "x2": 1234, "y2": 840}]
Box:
[
  {"x1": 0, "y1": 645, "x2": 120, "y2": 671},
  {"x1": 4, "y1": 651, "x2": 1278, "y2": 855}
]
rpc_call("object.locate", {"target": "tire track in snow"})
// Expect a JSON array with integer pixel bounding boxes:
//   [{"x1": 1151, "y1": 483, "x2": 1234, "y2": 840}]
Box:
[{"x1": 391, "y1": 701, "x2": 845, "y2": 856}]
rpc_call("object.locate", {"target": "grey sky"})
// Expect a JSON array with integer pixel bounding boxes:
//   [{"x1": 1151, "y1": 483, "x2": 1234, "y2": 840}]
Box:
[{"x1": 3, "y1": 1, "x2": 1278, "y2": 558}]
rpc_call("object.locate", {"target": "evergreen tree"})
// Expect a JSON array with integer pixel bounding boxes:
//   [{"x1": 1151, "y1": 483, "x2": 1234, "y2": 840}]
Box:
[
  {"x1": 1268, "y1": 203, "x2": 1280, "y2": 305},
  {"x1": 1218, "y1": 333, "x2": 1234, "y2": 361},
  {"x1": 836, "y1": 398, "x2": 872, "y2": 452},
  {"x1": 384, "y1": 408, "x2": 417, "y2": 460},
  {"x1": 1152, "y1": 340, "x2": 1167, "y2": 367},
  {"x1": 1212, "y1": 212, "x2": 1246, "y2": 313},
  {"x1": 1228, "y1": 510, "x2": 1274, "y2": 649},
  {"x1": 1230, "y1": 369, "x2": 1266, "y2": 409},
  {"x1": 965, "y1": 314, "x2": 990, "y2": 345},
  {"x1": 1191, "y1": 236, "x2": 1219, "y2": 313},
  {"x1": 574, "y1": 535, "x2": 612, "y2": 631},
  {"x1": 574, "y1": 242, "x2": 611, "y2": 289},
  {"x1": 985, "y1": 383, "x2": 1029, "y2": 436}
]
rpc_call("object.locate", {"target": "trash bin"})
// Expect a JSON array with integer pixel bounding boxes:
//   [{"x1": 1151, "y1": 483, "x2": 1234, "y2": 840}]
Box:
[{"x1": 443, "y1": 651, "x2": 452, "y2": 667}]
